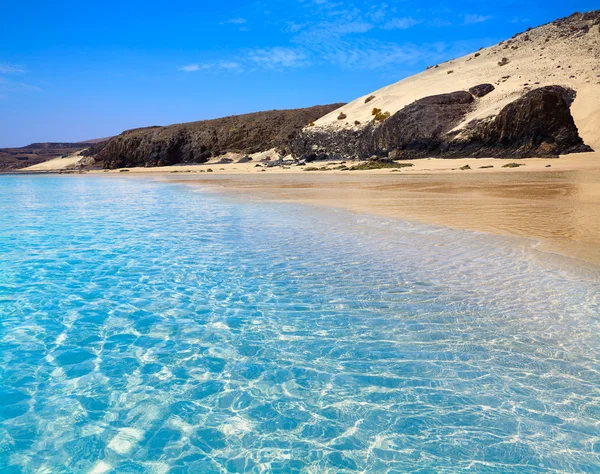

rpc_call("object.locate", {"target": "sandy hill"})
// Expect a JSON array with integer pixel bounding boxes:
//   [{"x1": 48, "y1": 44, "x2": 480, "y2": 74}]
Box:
[{"x1": 296, "y1": 10, "x2": 599, "y2": 159}]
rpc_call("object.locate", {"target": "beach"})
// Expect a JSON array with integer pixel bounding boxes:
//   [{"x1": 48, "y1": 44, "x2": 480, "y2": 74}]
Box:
[{"x1": 87, "y1": 151, "x2": 600, "y2": 270}]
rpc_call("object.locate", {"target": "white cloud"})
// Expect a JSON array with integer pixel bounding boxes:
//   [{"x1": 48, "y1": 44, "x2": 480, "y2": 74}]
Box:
[
  {"x1": 218, "y1": 61, "x2": 242, "y2": 69},
  {"x1": 464, "y1": 14, "x2": 492, "y2": 25},
  {"x1": 383, "y1": 17, "x2": 420, "y2": 30},
  {"x1": 180, "y1": 64, "x2": 202, "y2": 72}
]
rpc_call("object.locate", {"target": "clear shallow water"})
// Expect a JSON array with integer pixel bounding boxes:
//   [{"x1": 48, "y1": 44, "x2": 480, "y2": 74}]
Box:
[{"x1": 0, "y1": 176, "x2": 599, "y2": 474}]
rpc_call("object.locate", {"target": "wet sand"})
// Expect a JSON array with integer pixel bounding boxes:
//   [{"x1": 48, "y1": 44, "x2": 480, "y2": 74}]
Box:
[
  {"x1": 89, "y1": 152, "x2": 600, "y2": 269},
  {"x1": 167, "y1": 170, "x2": 600, "y2": 271}
]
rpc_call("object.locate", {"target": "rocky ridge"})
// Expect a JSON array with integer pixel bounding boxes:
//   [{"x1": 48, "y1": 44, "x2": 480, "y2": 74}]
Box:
[
  {"x1": 89, "y1": 105, "x2": 343, "y2": 169},
  {"x1": 0, "y1": 143, "x2": 91, "y2": 171}
]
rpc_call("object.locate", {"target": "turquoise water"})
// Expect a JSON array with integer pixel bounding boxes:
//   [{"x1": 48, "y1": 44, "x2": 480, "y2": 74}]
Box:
[{"x1": 0, "y1": 176, "x2": 599, "y2": 473}]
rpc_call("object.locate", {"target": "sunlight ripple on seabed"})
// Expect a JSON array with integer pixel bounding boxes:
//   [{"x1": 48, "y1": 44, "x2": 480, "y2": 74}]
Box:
[{"x1": 0, "y1": 176, "x2": 598, "y2": 473}]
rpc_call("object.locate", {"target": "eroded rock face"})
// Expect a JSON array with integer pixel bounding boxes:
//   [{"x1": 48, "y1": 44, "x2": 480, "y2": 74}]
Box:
[
  {"x1": 449, "y1": 86, "x2": 591, "y2": 157},
  {"x1": 468, "y1": 84, "x2": 495, "y2": 98},
  {"x1": 91, "y1": 104, "x2": 344, "y2": 169},
  {"x1": 290, "y1": 86, "x2": 592, "y2": 160},
  {"x1": 369, "y1": 91, "x2": 474, "y2": 155}
]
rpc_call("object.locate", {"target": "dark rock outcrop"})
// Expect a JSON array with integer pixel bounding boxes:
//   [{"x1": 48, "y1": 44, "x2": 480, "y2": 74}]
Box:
[
  {"x1": 449, "y1": 86, "x2": 591, "y2": 157},
  {"x1": 290, "y1": 86, "x2": 592, "y2": 160},
  {"x1": 90, "y1": 104, "x2": 343, "y2": 169},
  {"x1": 289, "y1": 128, "x2": 365, "y2": 162},
  {"x1": 369, "y1": 91, "x2": 474, "y2": 155},
  {"x1": 468, "y1": 84, "x2": 495, "y2": 98}
]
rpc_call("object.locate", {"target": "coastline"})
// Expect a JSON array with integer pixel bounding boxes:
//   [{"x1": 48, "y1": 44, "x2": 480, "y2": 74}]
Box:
[{"x1": 11, "y1": 151, "x2": 600, "y2": 270}]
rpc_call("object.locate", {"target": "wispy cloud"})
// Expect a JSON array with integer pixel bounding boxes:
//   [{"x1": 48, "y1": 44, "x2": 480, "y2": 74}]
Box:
[
  {"x1": 331, "y1": 21, "x2": 373, "y2": 34},
  {"x1": 180, "y1": 64, "x2": 202, "y2": 72},
  {"x1": 0, "y1": 63, "x2": 37, "y2": 98},
  {"x1": 218, "y1": 61, "x2": 242, "y2": 70},
  {"x1": 222, "y1": 17, "x2": 247, "y2": 25},
  {"x1": 179, "y1": 61, "x2": 243, "y2": 73},
  {"x1": 428, "y1": 18, "x2": 453, "y2": 27},
  {"x1": 247, "y1": 47, "x2": 309, "y2": 69},
  {"x1": 0, "y1": 77, "x2": 41, "y2": 99},
  {"x1": 0, "y1": 63, "x2": 25, "y2": 74},
  {"x1": 464, "y1": 14, "x2": 492, "y2": 25},
  {"x1": 179, "y1": 2, "x2": 497, "y2": 75},
  {"x1": 383, "y1": 17, "x2": 420, "y2": 30}
]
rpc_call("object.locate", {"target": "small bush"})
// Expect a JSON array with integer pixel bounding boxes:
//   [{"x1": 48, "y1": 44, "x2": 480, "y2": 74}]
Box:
[
  {"x1": 307, "y1": 120, "x2": 315, "y2": 127},
  {"x1": 502, "y1": 162, "x2": 524, "y2": 168},
  {"x1": 498, "y1": 57, "x2": 510, "y2": 66},
  {"x1": 373, "y1": 110, "x2": 391, "y2": 122},
  {"x1": 474, "y1": 52, "x2": 481, "y2": 58},
  {"x1": 460, "y1": 165, "x2": 471, "y2": 170},
  {"x1": 371, "y1": 108, "x2": 382, "y2": 116},
  {"x1": 364, "y1": 95, "x2": 376, "y2": 103},
  {"x1": 479, "y1": 165, "x2": 494, "y2": 169},
  {"x1": 337, "y1": 112, "x2": 347, "y2": 120},
  {"x1": 447, "y1": 70, "x2": 454, "y2": 74},
  {"x1": 354, "y1": 120, "x2": 361, "y2": 126},
  {"x1": 349, "y1": 161, "x2": 414, "y2": 171}
]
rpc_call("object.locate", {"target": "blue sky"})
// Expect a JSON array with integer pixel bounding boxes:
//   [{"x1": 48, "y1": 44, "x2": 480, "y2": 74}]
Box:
[{"x1": 0, "y1": 0, "x2": 596, "y2": 147}]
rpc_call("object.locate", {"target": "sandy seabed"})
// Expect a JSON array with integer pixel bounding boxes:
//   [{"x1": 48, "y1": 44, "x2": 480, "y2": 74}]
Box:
[{"x1": 87, "y1": 152, "x2": 600, "y2": 270}]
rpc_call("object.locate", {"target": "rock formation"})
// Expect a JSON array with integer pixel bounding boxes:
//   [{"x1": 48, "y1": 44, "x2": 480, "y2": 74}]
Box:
[
  {"x1": 291, "y1": 86, "x2": 591, "y2": 160},
  {"x1": 89, "y1": 105, "x2": 343, "y2": 169}
]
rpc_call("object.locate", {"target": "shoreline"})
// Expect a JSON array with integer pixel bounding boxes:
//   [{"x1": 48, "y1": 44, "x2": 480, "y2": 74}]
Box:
[
  {"x1": 167, "y1": 170, "x2": 600, "y2": 272},
  {"x1": 8, "y1": 152, "x2": 600, "y2": 270}
]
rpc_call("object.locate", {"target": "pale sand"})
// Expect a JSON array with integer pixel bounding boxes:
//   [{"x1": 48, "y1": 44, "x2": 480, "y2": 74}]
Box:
[
  {"x1": 92, "y1": 152, "x2": 600, "y2": 269},
  {"x1": 24, "y1": 152, "x2": 87, "y2": 171}
]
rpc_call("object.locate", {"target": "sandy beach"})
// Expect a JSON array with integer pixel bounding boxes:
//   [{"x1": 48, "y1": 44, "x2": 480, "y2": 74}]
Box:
[{"x1": 86, "y1": 151, "x2": 600, "y2": 269}]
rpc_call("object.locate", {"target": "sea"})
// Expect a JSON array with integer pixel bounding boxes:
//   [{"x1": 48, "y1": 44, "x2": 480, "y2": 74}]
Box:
[{"x1": 0, "y1": 175, "x2": 598, "y2": 473}]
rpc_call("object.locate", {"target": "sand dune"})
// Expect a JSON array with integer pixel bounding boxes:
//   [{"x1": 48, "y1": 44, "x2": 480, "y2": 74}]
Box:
[{"x1": 24, "y1": 152, "x2": 88, "y2": 171}]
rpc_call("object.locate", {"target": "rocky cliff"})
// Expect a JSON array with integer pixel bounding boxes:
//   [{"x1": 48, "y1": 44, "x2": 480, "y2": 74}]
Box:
[
  {"x1": 296, "y1": 10, "x2": 599, "y2": 160},
  {"x1": 291, "y1": 86, "x2": 591, "y2": 160},
  {"x1": 90, "y1": 105, "x2": 343, "y2": 169}
]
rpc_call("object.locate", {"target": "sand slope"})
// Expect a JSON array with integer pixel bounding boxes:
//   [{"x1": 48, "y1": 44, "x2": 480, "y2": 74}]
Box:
[
  {"x1": 314, "y1": 12, "x2": 600, "y2": 149},
  {"x1": 24, "y1": 152, "x2": 88, "y2": 171}
]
